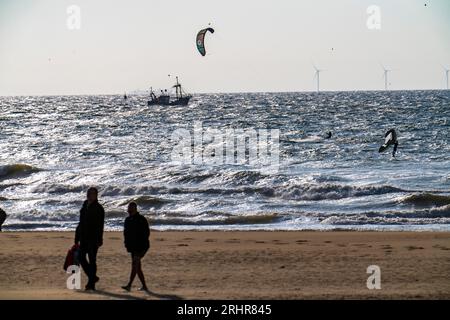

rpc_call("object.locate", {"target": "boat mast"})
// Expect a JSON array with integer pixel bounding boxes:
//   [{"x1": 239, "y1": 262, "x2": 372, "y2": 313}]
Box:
[{"x1": 175, "y1": 76, "x2": 182, "y2": 99}]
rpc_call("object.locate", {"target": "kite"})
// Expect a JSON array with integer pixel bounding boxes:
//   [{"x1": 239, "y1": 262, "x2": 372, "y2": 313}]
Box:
[{"x1": 196, "y1": 27, "x2": 215, "y2": 56}]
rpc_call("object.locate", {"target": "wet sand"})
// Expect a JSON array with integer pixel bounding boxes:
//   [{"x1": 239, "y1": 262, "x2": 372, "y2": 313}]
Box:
[{"x1": 1, "y1": 231, "x2": 449, "y2": 299}]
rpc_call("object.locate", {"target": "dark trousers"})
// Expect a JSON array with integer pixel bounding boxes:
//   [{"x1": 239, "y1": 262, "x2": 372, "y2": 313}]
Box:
[
  {"x1": 79, "y1": 245, "x2": 98, "y2": 283},
  {"x1": 0, "y1": 210, "x2": 6, "y2": 231},
  {"x1": 393, "y1": 142, "x2": 398, "y2": 156}
]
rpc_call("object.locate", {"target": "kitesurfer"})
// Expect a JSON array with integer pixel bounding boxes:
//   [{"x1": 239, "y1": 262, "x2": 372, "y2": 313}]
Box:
[{"x1": 378, "y1": 128, "x2": 399, "y2": 157}]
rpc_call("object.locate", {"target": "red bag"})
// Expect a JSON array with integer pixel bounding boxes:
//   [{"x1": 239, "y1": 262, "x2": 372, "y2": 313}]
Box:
[{"x1": 63, "y1": 244, "x2": 80, "y2": 271}]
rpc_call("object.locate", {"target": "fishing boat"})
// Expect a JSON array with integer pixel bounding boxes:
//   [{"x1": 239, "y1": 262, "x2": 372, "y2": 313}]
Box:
[{"x1": 148, "y1": 77, "x2": 192, "y2": 106}]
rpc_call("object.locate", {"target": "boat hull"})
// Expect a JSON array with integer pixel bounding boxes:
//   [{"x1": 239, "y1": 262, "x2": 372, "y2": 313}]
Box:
[{"x1": 148, "y1": 96, "x2": 191, "y2": 106}]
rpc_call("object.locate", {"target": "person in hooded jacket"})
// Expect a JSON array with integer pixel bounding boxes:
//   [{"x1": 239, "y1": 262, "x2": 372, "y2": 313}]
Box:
[{"x1": 121, "y1": 202, "x2": 150, "y2": 292}]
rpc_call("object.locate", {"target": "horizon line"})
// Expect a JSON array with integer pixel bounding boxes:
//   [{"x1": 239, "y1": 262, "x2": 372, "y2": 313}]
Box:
[{"x1": 1, "y1": 88, "x2": 450, "y2": 98}]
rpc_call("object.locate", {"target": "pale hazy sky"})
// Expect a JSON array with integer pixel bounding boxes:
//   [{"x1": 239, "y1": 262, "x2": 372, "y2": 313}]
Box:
[{"x1": 0, "y1": 0, "x2": 449, "y2": 95}]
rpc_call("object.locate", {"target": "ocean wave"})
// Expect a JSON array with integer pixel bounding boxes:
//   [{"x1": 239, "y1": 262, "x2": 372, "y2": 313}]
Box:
[
  {"x1": 363, "y1": 207, "x2": 450, "y2": 219},
  {"x1": 0, "y1": 164, "x2": 40, "y2": 180},
  {"x1": 120, "y1": 196, "x2": 171, "y2": 208},
  {"x1": 170, "y1": 170, "x2": 270, "y2": 186},
  {"x1": 0, "y1": 182, "x2": 24, "y2": 191},
  {"x1": 98, "y1": 184, "x2": 273, "y2": 198},
  {"x1": 401, "y1": 193, "x2": 450, "y2": 207},
  {"x1": 277, "y1": 184, "x2": 404, "y2": 201},
  {"x1": 169, "y1": 186, "x2": 275, "y2": 197},
  {"x1": 105, "y1": 210, "x2": 128, "y2": 218},
  {"x1": 5, "y1": 209, "x2": 79, "y2": 222},
  {"x1": 38, "y1": 182, "x2": 405, "y2": 202},
  {"x1": 430, "y1": 205, "x2": 450, "y2": 216},
  {"x1": 319, "y1": 206, "x2": 450, "y2": 225},
  {"x1": 100, "y1": 181, "x2": 403, "y2": 203},
  {"x1": 101, "y1": 185, "x2": 167, "y2": 196},
  {"x1": 31, "y1": 183, "x2": 88, "y2": 194},
  {"x1": 147, "y1": 213, "x2": 280, "y2": 226},
  {"x1": 3, "y1": 222, "x2": 64, "y2": 230},
  {"x1": 320, "y1": 215, "x2": 450, "y2": 226},
  {"x1": 284, "y1": 136, "x2": 323, "y2": 143},
  {"x1": 172, "y1": 172, "x2": 216, "y2": 184},
  {"x1": 309, "y1": 175, "x2": 349, "y2": 183},
  {"x1": 221, "y1": 170, "x2": 268, "y2": 185},
  {"x1": 168, "y1": 182, "x2": 403, "y2": 201}
]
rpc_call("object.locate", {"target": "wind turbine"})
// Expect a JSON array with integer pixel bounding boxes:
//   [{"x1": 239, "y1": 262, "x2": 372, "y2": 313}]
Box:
[
  {"x1": 443, "y1": 66, "x2": 449, "y2": 90},
  {"x1": 381, "y1": 64, "x2": 391, "y2": 91},
  {"x1": 313, "y1": 64, "x2": 323, "y2": 93}
]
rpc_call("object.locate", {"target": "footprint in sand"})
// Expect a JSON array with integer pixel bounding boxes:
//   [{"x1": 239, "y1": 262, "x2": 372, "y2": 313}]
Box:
[
  {"x1": 53, "y1": 236, "x2": 70, "y2": 239},
  {"x1": 273, "y1": 241, "x2": 289, "y2": 245},
  {"x1": 380, "y1": 245, "x2": 393, "y2": 254},
  {"x1": 225, "y1": 239, "x2": 240, "y2": 244},
  {"x1": 405, "y1": 246, "x2": 424, "y2": 251},
  {"x1": 352, "y1": 243, "x2": 369, "y2": 247},
  {"x1": 432, "y1": 245, "x2": 450, "y2": 251}
]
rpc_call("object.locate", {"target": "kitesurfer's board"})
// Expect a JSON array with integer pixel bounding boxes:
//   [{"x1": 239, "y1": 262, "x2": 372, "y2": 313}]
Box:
[
  {"x1": 385, "y1": 133, "x2": 393, "y2": 144},
  {"x1": 288, "y1": 136, "x2": 323, "y2": 143},
  {"x1": 378, "y1": 133, "x2": 392, "y2": 153}
]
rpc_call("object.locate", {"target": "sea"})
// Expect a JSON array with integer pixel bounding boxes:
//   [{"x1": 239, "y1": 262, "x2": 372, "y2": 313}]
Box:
[{"x1": 1, "y1": 90, "x2": 449, "y2": 231}]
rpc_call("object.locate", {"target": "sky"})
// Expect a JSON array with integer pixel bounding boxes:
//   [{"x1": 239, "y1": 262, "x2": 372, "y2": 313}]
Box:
[{"x1": 0, "y1": 0, "x2": 449, "y2": 95}]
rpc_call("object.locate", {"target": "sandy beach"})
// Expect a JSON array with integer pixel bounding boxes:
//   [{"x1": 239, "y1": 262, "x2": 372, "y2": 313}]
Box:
[{"x1": 0, "y1": 231, "x2": 449, "y2": 300}]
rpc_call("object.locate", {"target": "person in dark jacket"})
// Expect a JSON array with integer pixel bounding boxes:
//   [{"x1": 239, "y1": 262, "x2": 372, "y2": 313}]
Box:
[
  {"x1": 0, "y1": 208, "x2": 6, "y2": 232},
  {"x1": 122, "y1": 202, "x2": 150, "y2": 292},
  {"x1": 75, "y1": 187, "x2": 105, "y2": 290}
]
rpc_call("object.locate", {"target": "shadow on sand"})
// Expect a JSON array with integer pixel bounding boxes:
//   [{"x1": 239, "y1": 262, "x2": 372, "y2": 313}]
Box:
[
  {"x1": 81, "y1": 288, "x2": 182, "y2": 300},
  {"x1": 82, "y1": 289, "x2": 146, "y2": 300},
  {"x1": 144, "y1": 289, "x2": 183, "y2": 300}
]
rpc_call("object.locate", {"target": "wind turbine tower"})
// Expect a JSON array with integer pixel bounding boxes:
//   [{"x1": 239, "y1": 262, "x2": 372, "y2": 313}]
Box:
[
  {"x1": 313, "y1": 65, "x2": 323, "y2": 93},
  {"x1": 444, "y1": 67, "x2": 449, "y2": 90},
  {"x1": 382, "y1": 65, "x2": 391, "y2": 91}
]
